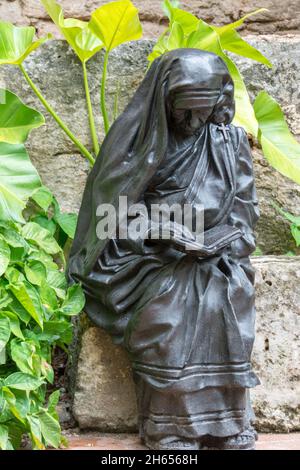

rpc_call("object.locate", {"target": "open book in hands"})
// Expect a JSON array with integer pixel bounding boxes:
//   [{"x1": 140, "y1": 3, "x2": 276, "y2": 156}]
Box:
[{"x1": 149, "y1": 222, "x2": 243, "y2": 257}]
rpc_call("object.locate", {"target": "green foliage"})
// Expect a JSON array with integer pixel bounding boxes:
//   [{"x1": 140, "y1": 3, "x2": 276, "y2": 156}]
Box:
[
  {"x1": 40, "y1": 0, "x2": 103, "y2": 63},
  {"x1": 0, "y1": 200, "x2": 84, "y2": 449},
  {"x1": 89, "y1": 0, "x2": 142, "y2": 52},
  {"x1": 89, "y1": 0, "x2": 143, "y2": 134},
  {"x1": 273, "y1": 204, "x2": 300, "y2": 248},
  {"x1": 0, "y1": 21, "x2": 51, "y2": 65},
  {"x1": 254, "y1": 91, "x2": 300, "y2": 185},
  {"x1": 0, "y1": 89, "x2": 45, "y2": 144},
  {"x1": 0, "y1": 143, "x2": 41, "y2": 224},
  {"x1": 0, "y1": 78, "x2": 82, "y2": 449}
]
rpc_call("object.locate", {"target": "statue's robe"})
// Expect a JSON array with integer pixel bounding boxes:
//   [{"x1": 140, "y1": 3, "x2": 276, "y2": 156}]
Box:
[{"x1": 68, "y1": 49, "x2": 260, "y2": 442}]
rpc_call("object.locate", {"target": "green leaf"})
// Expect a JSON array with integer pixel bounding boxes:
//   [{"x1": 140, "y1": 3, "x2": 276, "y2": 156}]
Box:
[
  {"x1": 22, "y1": 222, "x2": 61, "y2": 255},
  {"x1": 0, "y1": 311, "x2": 24, "y2": 340},
  {"x1": 25, "y1": 260, "x2": 47, "y2": 287},
  {"x1": 0, "y1": 424, "x2": 9, "y2": 450},
  {"x1": 167, "y1": 22, "x2": 185, "y2": 49},
  {"x1": 6, "y1": 268, "x2": 45, "y2": 328},
  {"x1": 90, "y1": 0, "x2": 142, "y2": 52},
  {"x1": 40, "y1": 0, "x2": 103, "y2": 63},
  {"x1": 0, "y1": 227, "x2": 28, "y2": 249},
  {"x1": 254, "y1": 91, "x2": 300, "y2": 185},
  {"x1": 162, "y1": 2, "x2": 199, "y2": 35},
  {"x1": 37, "y1": 320, "x2": 72, "y2": 344},
  {"x1": 7, "y1": 295, "x2": 31, "y2": 324},
  {"x1": 2, "y1": 386, "x2": 25, "y2": 424},
  {"x1": 41, "y1": 360, "x2": 54, "y2": 384},
  {"x1": 38, "y1": 410, "x2": 61, "y2": 448},
  {"x1": 0, "y1": 237, "x2": 10, "y2": 276},
  {"x1": 47, "y1": 390, "x2": 60, "y2": 414},
  {"x1": 0, "y1": 21, "x2": 51, "y2": 65},
  {"x1": 31, "y1": 215, "x2": 57, "y2": 236},
  {"x1": 27, "y1": 415, "x2": 44, "y2": 449},
  {"x1": 59, "y1": 284, "x2": 85, "y2": 316},
  {"x1": 31, "y1": 186, "x2": 53, "y2": 212},
  {"x1": 0, "y1": 142, "x2": 41, "y2": 223},
  {"x1": 10, "y1": 339, "x2": 35, "y2": 374},
  {"x1": 0, "y1": 317, "x2": 10, "y2": 362},
  {"x1": 39, "y1": 282, "x2": 58, "y2": 311},
  {"x1": 4, "y1": 372, "x2": 43, "y2": 390},
  {"x1": 0, "y1": 89, "x2": 45, "y2": 144},
  {"x1": 46, "y1": 268, "x2": 67, "y2": 299},
  {"x1": 272, "y1": 203, "x2": 300, "y2": 226},
  {"x1": 215, "y1": 28, "x2": 272, "y2": 67},
  {"x1": 162, "y1": 0, "x2": 181, "y2": 19},
  {"x1": 291, "y1": 224, "x2": 300, "y2": 247},
  {"x1": 215, "y1": 9, "x2": 269, "y2": 35},
  {"x1": 54, "y1": 212, "x2": 77, "y2": 239}
]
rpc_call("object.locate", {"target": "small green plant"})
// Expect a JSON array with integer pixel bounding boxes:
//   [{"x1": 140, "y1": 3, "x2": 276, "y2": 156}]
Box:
[
  {"x1": 0, "y1": 186, "x2": 85, "y2": 450},
  {"x1": 273, "y1": 204, "x2": 300, "y2": 248},
  {"x1": 0, "y1": 85, "x2": 83, "y2": 449}
]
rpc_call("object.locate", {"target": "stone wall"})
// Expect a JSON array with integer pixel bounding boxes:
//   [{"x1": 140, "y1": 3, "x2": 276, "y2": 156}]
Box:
[
  {"x1": 1, "y1": 0, "x2": 300, "y2": 38},
  {"x1": 1, "y1": 37, "x2": 299, "y2": 254}
]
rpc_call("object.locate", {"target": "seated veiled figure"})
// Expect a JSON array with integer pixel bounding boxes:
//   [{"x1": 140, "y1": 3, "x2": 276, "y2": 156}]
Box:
[{"x1": 68, "y1": 49, "x2": 260, "y2": 450}]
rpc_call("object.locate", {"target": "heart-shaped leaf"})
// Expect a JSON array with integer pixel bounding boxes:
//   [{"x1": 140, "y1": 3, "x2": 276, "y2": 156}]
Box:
[
  {"x1": 4, "y1": 372, "x2": 43, "y2": 390},
  {"x1": 0, "y1": 89, "x2": 45, "y2": 144},
  {"x1": 214, "y1": 28, "x2": 272, "y2": 67},
  {"x1": 254, "y1": 91, "x2": 300, "y2": 185},
  {"x1": 90, "y1": 0, "x2": 142, "y2": 52},
  {"x1": 0, "y1": 237, "x2": 10, "y2": 276},
  {"x1": 213, "y1": 9, "x2": 272, "y2": 67},
  {"x1": 40, "y1": 0, "x2": 103, "y2": 63},
  {"x1": 0, "y1": 21, "x2": 51, "y2": 65},
  {"x1": 0, "y1": 142, "x2": 41, "y2": 223}
]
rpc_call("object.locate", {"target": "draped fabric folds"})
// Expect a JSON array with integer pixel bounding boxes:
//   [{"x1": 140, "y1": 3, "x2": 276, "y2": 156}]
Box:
[{"x1": 68, "y1": 49, "x2": 260, "y2": 443}]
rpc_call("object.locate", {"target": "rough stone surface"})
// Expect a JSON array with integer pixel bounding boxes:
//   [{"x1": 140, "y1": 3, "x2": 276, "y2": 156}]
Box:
[
  {"x1": 73, "y1": 327, "x2": 138, "y2": 431},
  {"x1": 251, "y1": 256, "x2": 300, "y2": 432},
  {"x1": 72, "y1": 256, "x2": 300, "y2": 432},
  {"x1": 4, "y1": 1, "x2": 300, "y2": 36},
  {"x1": 0, "y1": 37, "x2": 299, "y2": 253}
]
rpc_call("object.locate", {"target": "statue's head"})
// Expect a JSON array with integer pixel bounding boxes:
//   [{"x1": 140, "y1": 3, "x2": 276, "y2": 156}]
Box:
[{"x1": 165, "y1": 49, "x2": 235, "y2": 136}]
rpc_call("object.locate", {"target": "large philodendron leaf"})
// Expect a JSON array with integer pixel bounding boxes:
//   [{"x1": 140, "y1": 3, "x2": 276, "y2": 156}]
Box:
[
  {"x1": 163, "y1": 1, "x2": 199, "y2": 34},
  {"x1": 254, "y1": 91, "x2": 300, "y2": 185},
  {"x1": 213, "y1": 9, "x2": 272, "y2": 67},
  {"x1": 40, "y1": 0, "x2": 103, "y2": 63},
  {"x1": 89, "y1": 0, "x2": 143, "y2": 52},
  {"x1": 0, "y1": 21, "x2": 51, "y2": 65},
  {"x1": 0, "y1": 142, "x2": 41, "y2": 223},
  {"x1": 0, "y1": 89, "x2": 45, "y2": 144}
]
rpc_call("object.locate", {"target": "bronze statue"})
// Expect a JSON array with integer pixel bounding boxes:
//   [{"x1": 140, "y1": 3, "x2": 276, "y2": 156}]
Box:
[{"x1": 68, "y1": 49, "x2": 260, "y2": 450}]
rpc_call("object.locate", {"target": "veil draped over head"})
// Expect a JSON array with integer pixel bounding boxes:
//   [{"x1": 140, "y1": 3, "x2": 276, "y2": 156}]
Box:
[{"x1": 68, "y1": 49, "x2": 235, "y2": 281}]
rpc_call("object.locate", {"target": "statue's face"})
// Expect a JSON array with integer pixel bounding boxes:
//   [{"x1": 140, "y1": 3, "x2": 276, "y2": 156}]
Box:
[{"x1": 171, "y1": 105, "x2": 214, "y2": 136}]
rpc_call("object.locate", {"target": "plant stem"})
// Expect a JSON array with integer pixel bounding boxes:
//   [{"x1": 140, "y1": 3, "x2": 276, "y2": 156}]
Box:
[
  {"x1": 82, "y1": 61, "x2": 99, "y2": 156},
  {"x1": 19, "y1": 64, "x2": 95, "y2": 166},
  {"x1": 101, "y1": 50, "x2": 110, "y2": 134}
]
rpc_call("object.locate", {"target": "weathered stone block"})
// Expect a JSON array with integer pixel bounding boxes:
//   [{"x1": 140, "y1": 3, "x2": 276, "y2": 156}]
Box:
[{"x1": 72, "y1": 256, "x2": 300, "y2": 432}]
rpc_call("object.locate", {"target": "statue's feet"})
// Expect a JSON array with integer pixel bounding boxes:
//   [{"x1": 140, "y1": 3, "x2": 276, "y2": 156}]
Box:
[
  {"x1": 145, "y1": 435, "x2": 200, "y2": 450},
  {"x1": 201, "y1": 427, "x2": 257, "y2": 450}
]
